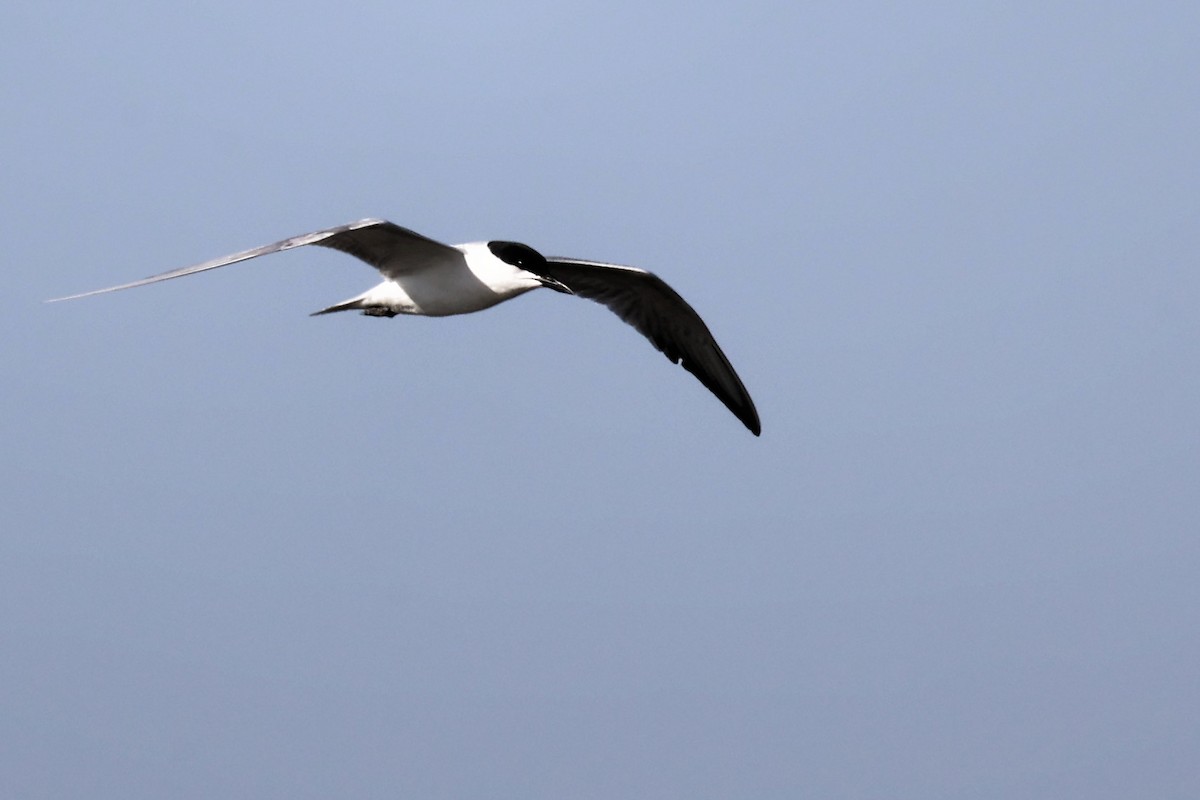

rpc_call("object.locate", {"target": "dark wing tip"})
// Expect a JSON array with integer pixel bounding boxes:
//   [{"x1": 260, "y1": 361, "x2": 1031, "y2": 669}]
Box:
[
  {"x1": 677, "y1": 351, "x2": 761, "y2": 436},
  {"x1": 742, "y1": 409, "x2": 763, "y2": 436}
]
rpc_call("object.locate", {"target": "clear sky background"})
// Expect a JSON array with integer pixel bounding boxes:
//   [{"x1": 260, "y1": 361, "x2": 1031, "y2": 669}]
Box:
[{"x1": 3, "y1": 2, "x2": 1198, "y2": 797}]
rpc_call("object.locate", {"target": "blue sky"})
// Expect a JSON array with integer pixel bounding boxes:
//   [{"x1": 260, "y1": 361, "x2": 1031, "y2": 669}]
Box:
[{"x1": 3, "y1": 2, "x2": 1198, "y2": 797}]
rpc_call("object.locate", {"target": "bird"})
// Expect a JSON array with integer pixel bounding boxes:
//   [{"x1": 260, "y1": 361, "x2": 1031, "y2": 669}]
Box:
[{"x1": 48, "y1": 219, "x2": 761, "y2": 435}]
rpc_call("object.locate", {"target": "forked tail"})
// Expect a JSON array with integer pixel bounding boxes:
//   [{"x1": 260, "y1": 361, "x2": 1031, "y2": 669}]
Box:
[
  {"x1": 310, "y1": 297, "x2": 366, "y2": 316},
  {"x1": 310, "y1": 296, "x2": 399, "y2": 318}
]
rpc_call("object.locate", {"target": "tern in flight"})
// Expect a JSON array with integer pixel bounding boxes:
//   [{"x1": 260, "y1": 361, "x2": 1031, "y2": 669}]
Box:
[{"x1": 49, "y1": 219, "x2": 760, "y2": 435}]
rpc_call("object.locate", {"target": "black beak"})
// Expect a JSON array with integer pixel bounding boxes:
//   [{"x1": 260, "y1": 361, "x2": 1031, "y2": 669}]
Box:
[{"x1": 538, "y1": 276, "x2": 574, "y2": 295}]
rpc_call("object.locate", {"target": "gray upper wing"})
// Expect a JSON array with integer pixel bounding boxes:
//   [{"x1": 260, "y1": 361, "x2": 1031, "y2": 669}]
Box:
[
  {"x1": 540, "y1": 257, "x2": 761, "y2": 435},
  {"x1": 47, "y1": 219, "x2": 458, "y2": 302}
]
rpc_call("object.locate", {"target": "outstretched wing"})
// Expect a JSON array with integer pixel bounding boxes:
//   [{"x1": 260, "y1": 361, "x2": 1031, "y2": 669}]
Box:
[
  {"x1": 47, "y1": 219, "x2": 457, "y2": 302},
  {"x1": 539, "y1": 257, "x2": 760, "y2": 436}
]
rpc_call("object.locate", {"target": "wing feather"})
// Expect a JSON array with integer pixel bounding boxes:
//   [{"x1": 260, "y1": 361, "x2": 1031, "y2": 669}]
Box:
[
  {"x1": 46, "y1": 219, "x2": 456, "y2": 302},
  {"x1": 541, "y1": 257, "x2": 760, "y2": 435}
]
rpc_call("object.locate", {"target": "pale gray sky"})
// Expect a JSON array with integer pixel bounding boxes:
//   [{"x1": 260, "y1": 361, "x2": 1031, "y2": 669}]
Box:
[{"x1": 3, "y1": 2, "x2": 1198, "y2": 797}]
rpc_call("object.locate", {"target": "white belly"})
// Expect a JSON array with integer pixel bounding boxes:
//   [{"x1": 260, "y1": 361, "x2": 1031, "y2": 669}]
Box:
[{"x1": 363, "y1": 272, "x2": 537, "y2": 317}]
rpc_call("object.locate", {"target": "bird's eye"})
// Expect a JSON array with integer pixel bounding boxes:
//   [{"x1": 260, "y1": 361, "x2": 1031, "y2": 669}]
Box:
[{"x1": 488, "y1": 241, "x2": 542, "y2": 269}]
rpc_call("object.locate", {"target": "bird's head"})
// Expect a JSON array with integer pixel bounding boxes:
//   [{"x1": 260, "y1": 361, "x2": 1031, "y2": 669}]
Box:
[{"x1": 487, "y1": 241, "x2": 572, "y2": 294}]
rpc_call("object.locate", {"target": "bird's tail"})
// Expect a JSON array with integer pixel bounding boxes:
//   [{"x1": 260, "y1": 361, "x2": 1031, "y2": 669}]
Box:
[
  {"x1": 310, "y1": 297, "x2": 366, "y2": 316},
  {"x1": 310, "y1": 293, "x2": 400, "y2": 318}
]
